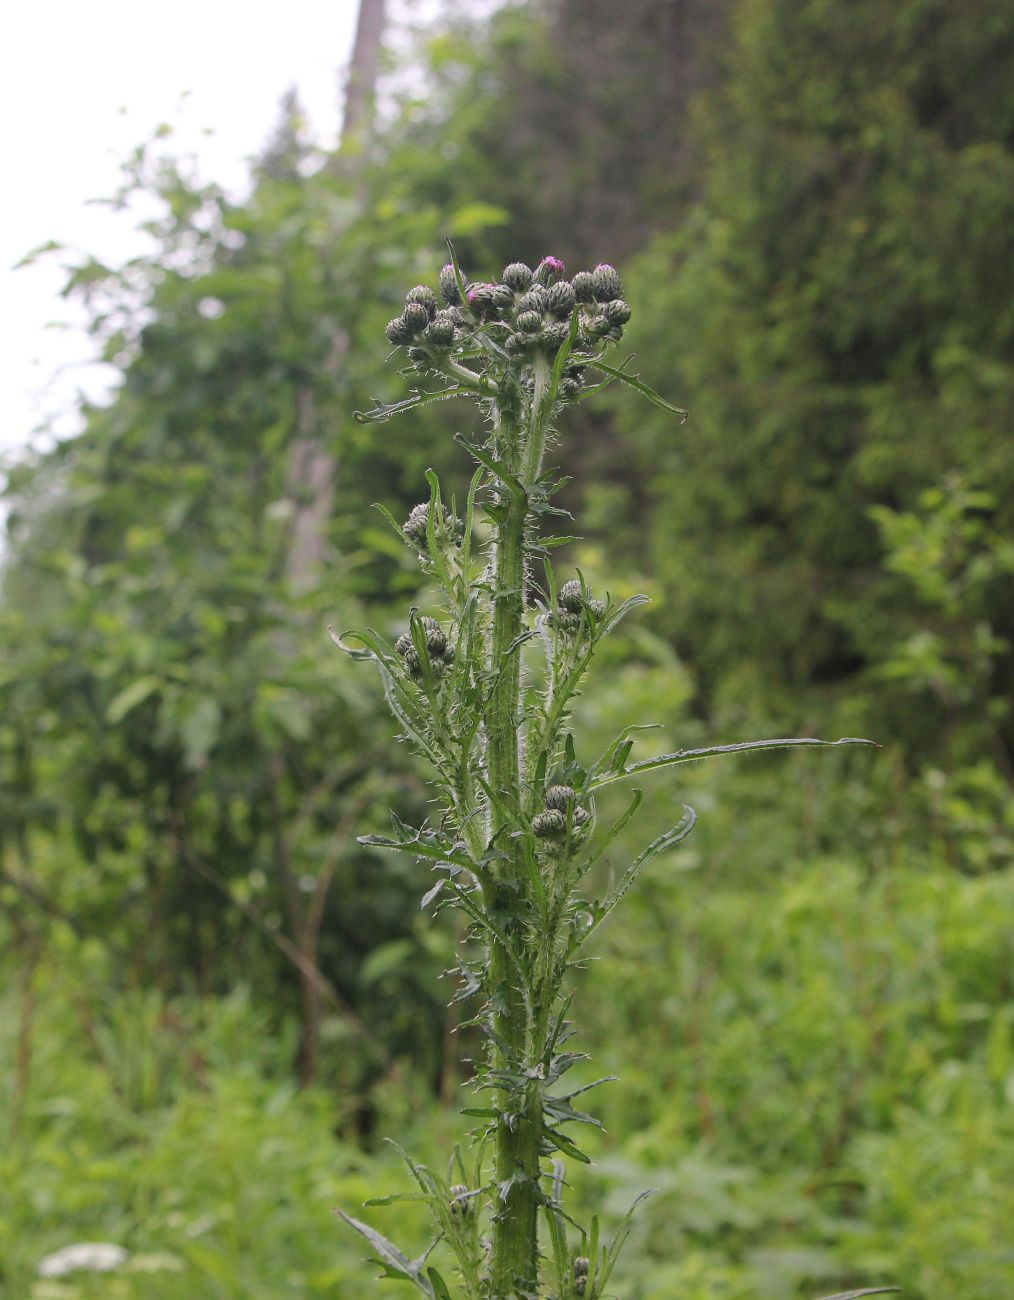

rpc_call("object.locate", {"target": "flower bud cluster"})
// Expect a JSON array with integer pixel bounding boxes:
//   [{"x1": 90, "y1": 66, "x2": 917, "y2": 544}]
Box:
[
  {"x1": 402, "y1": 501, "x2": 464, "y2": 548},
  {"x1": 386, "y1": 282, "x2": 464, "y2": 353},
  {"x1": 573, "y1": 1255, "x2": 590, "y2": 1296},
  {"x1": 549, "y1": 579, "x2": 606, "y2": 635},
  {"x1": 479, "y1": 257, "x2": 630, "y2": 362},
  {"x1": 395, "y1": 616, "x2": 455, "y2": 682},
  {"x1": 532, "y1": 784, "x2": 590, "y2": 847},
  {"x1": 382, "y1": 256, "x2": 631, "y2": 396}
]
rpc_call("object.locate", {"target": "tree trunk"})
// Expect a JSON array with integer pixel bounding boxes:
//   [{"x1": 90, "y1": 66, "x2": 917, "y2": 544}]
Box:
[{"x1": 284, "y1": 0, "x2": 386, "y2": 594}]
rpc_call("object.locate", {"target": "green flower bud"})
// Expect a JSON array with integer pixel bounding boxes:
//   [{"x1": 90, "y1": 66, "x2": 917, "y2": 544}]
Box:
[
  {"x1": 559, "y1": 377, "x2": 581, "y2": 399},
  {"x1": 402, "y1": 302, "x2": 431, "y2": 335},
  {"x1": 385, "y1": 315, "x2": 415, "y2": 346},
  {"x1": 533, "y1": 809, "x2": 566, "y2": 838},
  {"x1": 505, "y1": 333, "x2": 529, "y2": 355},
  {"x1": 420, "y1": 616, "x2": 447, "y2": 656},
  {"x1": 395, "y1": 632, "x2": 414, "y2": 657},
  {"x1": 592, "y1": 263, "x2": 622, "y2": 301},
  {"x1": 402, "y1": 502, "x2": 463, "y2": 546},
  {"x1": 572, "y1": 805, "x2": 591, "y2": 829},
  {"x1": 549, "y1": 608, "x2": 582, "y2": 634},
  {"x1": 431, "y1": 649, "x2": 453, "y2": 678},
  {"x1": 587, "y1": 597, "x2": 606, "y2": 619},
  {"x1": 542, "y1": 321, "x2": 571, "y2": 348},
  {"x1": 545, "y1": 785, "x2": 577, "y2": 811},
  {"x1": 449, "y1": 1185, "x2": 472, "y2": 1218},
  {"x1": 439, "y1": 263, "x2": 462, "y2": 305},
  {"x1": 558, "y1": 579, "x2": 585, "y2": 612},
  {"x1": 502, "y1": 262, "x2": 534, "y2": 291},
  {"x1": 546, "y1": 280, "x2": 576, "y2": 318},
  {"x1": 588, "y1": 314, "x2": 612, "y2": 338},
  {"x1": 574, "y1": 1256, "x2": 590, "y2": 1295},
  {"x1": 405, "y1": 285, "x2": 437, "y2": 317},
  {"x1": 603, "y1": 298, "x2": 631, "y2": 326},
  {"x1": 517, "y1": 310, "x2": 543, "y2": 334},
  {"x1": 517, "y1": 287, "x2": 548, "y2": 315},
  {"x1": 407, "y1": 346, "x2": 429, "y2": 363},
  {"x1": 403, "y1": 503, "x2": 430, "y2": 543},
  {"x1": 425, "y1": 317, "x2": 456, "y2": 346},
  {"x1": 492, "y1": 283, "x2": 516, "y2": 311},
  {"x1": 571, "y1": 272, "x2": 595, "y2": 303}
]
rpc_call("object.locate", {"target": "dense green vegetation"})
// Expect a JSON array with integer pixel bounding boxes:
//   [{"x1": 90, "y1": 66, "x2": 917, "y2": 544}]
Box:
[{"x1": 2, "y1": 1, "x2": 1012, "y2": 1296}]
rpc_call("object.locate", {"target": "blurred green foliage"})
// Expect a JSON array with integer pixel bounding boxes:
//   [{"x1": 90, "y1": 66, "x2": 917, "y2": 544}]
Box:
[{"x1": 2, "y1": 0, "x2": 1012, "y2": 1296}]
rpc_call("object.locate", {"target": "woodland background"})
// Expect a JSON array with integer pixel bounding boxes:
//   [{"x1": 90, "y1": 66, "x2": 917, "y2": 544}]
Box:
[{"x1": 2, "y1": 1, "x2": 1013, "y2": 1296}]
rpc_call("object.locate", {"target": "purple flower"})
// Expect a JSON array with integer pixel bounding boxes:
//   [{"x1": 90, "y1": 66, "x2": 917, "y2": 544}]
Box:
[{"x1": 534, "y1": 256, "x2": 566, "y2": 286}]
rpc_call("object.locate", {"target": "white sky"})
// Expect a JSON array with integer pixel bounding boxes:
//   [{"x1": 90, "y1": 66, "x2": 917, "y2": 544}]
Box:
[{"x1": 0, "y1": 0, "x2": 365, "y2": 461}]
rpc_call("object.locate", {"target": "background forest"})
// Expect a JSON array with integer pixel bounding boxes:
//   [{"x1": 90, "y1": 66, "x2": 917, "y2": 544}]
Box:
[{"x1": 2, "y1": 1, "x2": 1013, "y2": 1297}]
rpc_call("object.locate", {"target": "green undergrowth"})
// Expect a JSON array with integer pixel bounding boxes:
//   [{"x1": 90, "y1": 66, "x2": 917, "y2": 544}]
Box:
[
  {"x1": 0, "y1": 983, "x2": 429, "y2": 1299},
  {"x1": 4, "y1": 828, "x2": 1012, "y2": 1298}
]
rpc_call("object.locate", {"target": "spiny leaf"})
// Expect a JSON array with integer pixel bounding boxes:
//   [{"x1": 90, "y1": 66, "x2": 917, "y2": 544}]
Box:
[
  {"x1": 587, "y1": 357, "x2": 688, "y2": 419},
  {"x1": 544, "y1": 1127, "x2": 591, "y2": 1163},
  {"x1": 586, "y1": 807, "x2": 697, "y2": 939},
  {"x1": 813, "y1": 1290, "x2": 902, "y2": 1299},
  {"x1": 354, "y1": 387, "x2": 461, "y2": 425},
  {"x1": 334, "y1": 1210, "x2": 435, "y2": 1296},
  {"x1": 357, "y1": 831, "x2": 475, "y2": 872},
  {"x1": 589, "y1": 736, "x2": 878, "y2": 791}
]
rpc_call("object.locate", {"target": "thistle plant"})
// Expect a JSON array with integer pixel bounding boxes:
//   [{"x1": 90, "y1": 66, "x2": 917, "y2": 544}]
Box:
[{"x1": 334, "y1": 249, "x2": 883, "y2": 1299}]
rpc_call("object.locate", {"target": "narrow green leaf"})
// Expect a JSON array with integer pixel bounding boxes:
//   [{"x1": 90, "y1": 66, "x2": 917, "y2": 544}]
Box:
[
  {"x1": 461, "y1": 466, "x2": 483, "y2": 571},
  {"x1": 373, "y1": 500, "x2": 414, "y2": 548},
  {"x1": 580, "y1": 790, "x2": 643, "y2": 874},
  {"x1": 596, "y1": 1189, "x2": 657, "y2": 1292},
  {"x1": 536, "y1": 534, "x2": 582, "y2": 551},
  {"x1": 427, "y1": 1267, "x2": 454, "y2": 1300},
  {"x1": 455, "y1": 435, "x2": 526, "y2": 502},
  {"x1": 444, "y1": 236, "x2": 470, "y2": 309}
]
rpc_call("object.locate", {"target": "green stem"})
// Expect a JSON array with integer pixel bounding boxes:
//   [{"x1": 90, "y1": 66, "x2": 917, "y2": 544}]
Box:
[{"x1": 486, "y1": 363, "x2": 552, "y2": 1296}]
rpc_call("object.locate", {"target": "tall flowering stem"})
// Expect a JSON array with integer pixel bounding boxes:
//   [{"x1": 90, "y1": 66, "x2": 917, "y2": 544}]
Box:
[{"x1": 334, "y1": 247, "x2": 874, "y2": 1299}]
